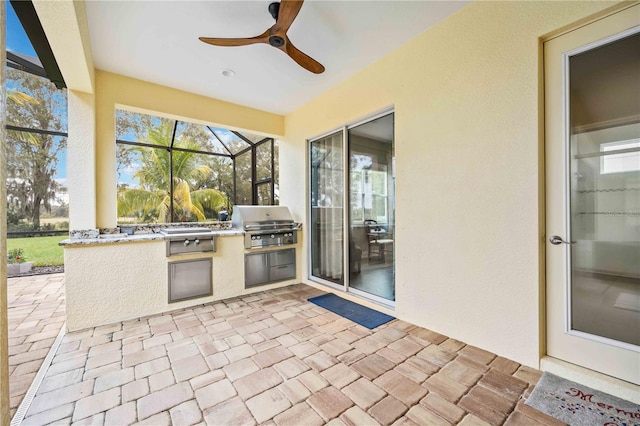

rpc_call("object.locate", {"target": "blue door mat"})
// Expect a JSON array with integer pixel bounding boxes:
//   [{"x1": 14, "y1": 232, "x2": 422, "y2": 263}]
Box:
[{"x1": 308, "y1": 293, "x2": 395, "y2": 329}]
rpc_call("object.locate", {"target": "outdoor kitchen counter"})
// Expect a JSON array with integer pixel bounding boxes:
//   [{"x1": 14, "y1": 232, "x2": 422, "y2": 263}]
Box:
[
  {"x1": 58, "y1": 229, "x2": 244, "y2": 246},
  {"x1": 61, "y1": 229, "x2": 301, "y2": 331}
]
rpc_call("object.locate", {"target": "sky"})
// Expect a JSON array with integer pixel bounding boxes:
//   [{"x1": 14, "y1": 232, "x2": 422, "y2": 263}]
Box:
[
  {"x1": 6, "y1": 0, "x2": 67, "y2": 182},
  {"x1": 6, "y1": 1, "x2": 37, "y2": 57}
]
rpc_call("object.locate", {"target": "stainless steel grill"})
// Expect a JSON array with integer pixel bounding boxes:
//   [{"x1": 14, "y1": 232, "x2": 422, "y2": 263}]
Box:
[
  {"x1": 160, "y1": 227, "x2": 216, "y2": 256},
  {"x1": 232, "y1": 206, "x2": 300, "y2": 249}
]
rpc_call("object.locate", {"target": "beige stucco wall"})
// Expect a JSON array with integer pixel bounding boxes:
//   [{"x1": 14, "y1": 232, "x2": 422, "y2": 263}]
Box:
[
  {"x1": 281, "y1": 1, "x2": 622, "y2": 368},
  {"x1": 94, "y1": 71, "x2": 284, "y2": 228}
]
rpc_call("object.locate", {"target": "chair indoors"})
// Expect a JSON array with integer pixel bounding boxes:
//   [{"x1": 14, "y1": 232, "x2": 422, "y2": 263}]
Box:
[{"x1": 364, "y1": 219, "x2": 393, "y2": 263}]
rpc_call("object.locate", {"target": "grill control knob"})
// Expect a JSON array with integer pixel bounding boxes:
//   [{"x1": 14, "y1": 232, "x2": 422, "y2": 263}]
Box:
[
  {"x1": 271, "y1": 234, "x2": 275, "y2": 238},
  {"x1": 194, "y1": 239, "x2": 200, "y2": 246},
  {"x1": 183, "y1": 239, "x2": 190, "y2": 247}
]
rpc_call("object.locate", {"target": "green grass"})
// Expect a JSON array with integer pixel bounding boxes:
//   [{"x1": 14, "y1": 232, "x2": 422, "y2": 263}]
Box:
[{"x1": 7, "y1": 235, "x2": 66, "y2": 266}]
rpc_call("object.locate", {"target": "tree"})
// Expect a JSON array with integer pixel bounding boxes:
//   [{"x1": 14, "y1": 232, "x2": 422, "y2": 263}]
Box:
[
  {"x1": 115, "y1": 111, "x2": 278, "y2": 215},
  {"x1": 117, "y1": 121, "x2": 227, "y2": 222},
  {"x1": 115, "y1": 110, "x2": 157, "y2": 181},
  {"x1": 5, "y1": 69, "x2": 66, "y2": 229},
  {"x1": 7, "y1": 88, "x2": 37, "y2": 106}
]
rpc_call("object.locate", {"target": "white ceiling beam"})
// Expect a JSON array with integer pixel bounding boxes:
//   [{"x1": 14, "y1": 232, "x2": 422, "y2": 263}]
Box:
[{"x1": 32, "y1": 0, "x2": 94, "y2": 94}]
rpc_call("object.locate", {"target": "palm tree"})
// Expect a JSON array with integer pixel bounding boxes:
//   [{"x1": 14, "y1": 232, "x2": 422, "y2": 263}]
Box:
[
  {"x1": 117, "y1": 121, "x2": 226, "y2": 223},
  {"x1": 8, "y1": 88, "x2": 38, "y2": 105}
]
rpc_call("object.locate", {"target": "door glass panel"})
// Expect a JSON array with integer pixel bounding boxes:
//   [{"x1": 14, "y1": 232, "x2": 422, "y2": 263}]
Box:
[
  {"x1": 348, "y1": 114, "x2": 395, "y2": 301},
  {"x1": 569, "y1": 33, "x2": 640, "y2": 346},
  {"x1": 310, "y1": 131, "x2": 344, "y2": 284}
]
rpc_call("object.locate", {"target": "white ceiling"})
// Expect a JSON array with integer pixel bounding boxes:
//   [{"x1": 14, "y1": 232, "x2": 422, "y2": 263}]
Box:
[{"x1": 85, "y1": 1, "x2": 469, "y2": 115}]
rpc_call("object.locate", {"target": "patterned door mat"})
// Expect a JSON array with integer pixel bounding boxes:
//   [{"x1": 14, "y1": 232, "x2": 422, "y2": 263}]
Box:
[{"x1": 525, "y1": 372, "x2": 640, "y2": 426}]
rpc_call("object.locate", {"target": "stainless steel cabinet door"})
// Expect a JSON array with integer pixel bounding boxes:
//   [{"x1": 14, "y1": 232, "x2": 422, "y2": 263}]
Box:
[
  {"x1": 168, "y1": 259, "x2": 212, "y2": 303},
  {"x1": 245, "y1": 253, "x2": 270, "y2": 288}
]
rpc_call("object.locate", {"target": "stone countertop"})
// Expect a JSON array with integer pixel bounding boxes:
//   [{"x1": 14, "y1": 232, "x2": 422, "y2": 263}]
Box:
[{"x1": 59, "y1": 229, "x2": 245, "y2": 247}]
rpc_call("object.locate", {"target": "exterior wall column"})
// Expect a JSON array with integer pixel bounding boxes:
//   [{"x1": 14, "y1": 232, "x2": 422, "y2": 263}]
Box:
[
  {"x1": 33, "y1": 0, "x2": 97, "y2": 231},
  {"x1": 67, "y1": 90, "x2": 97, "y2": 231}
]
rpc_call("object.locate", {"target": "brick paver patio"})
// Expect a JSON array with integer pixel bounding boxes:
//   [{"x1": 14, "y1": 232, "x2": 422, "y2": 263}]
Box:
[
  {"x1": 10, "y1": 277, "x2": 562, "y2": 425},
  {"x1": 7, "y1": 273, "x2": 66, "y2": 418}
]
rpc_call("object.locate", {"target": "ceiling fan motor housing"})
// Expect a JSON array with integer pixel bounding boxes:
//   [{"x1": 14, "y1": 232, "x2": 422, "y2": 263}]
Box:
[{"x1": 269, "y1": 35, "x2": 285, "y2": 47}]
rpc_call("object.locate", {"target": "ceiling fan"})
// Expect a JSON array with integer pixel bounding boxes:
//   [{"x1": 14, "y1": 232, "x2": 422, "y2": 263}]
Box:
[{"x1": 199, "y1": 0, "x2": 325, "y2": 74}]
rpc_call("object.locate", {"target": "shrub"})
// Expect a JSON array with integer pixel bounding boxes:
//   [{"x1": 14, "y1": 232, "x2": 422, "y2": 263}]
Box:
[{"x1": 8, "y1": 248, "x2": 26, "y2": 264}]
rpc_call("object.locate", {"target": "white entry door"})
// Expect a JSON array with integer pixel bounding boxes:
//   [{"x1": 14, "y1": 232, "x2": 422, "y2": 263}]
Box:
[{"x1": 545, "y1": 4, "x2": 640, "y2": 385}]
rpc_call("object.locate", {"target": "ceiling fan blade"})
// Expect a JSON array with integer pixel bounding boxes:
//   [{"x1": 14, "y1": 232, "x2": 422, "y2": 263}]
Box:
[
  {"x1": 283, "y1": 38, "x2": 325, "y2": 74},
  {"x1": 200, "y1": 30, "x2": 270, "y2": 47},
  {"x1": 273, "y1": 0, "x2": 304, "y2": 34}
]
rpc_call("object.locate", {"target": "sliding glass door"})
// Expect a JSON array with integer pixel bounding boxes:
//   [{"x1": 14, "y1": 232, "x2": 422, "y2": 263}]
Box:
[
  {"x1": 309, "y1": 111, "x2": 395, "y2": 304},
  {"x1": 348, "y1": 114, "x2": 395, "y2": 301},
  {"x1": 310, "y1": 131, "x2": 345, "y2": 285}
]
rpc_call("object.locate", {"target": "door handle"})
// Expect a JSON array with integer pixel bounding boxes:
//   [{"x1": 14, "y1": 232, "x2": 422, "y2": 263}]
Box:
[{"x1": 549, "y1": 235, "x2": 576, "y2": 245}]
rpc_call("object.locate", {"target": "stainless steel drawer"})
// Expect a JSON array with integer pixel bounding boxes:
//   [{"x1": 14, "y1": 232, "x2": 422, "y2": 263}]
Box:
[
  {"x1": 270, "y1": 264, "x2": 295, "y2": 281},
  {"x1": 245, "y1": 248, "x2": 296, "y2": 288},
  {"x1": 269, "y1": 249, "x2": 295, "y2": 266}
]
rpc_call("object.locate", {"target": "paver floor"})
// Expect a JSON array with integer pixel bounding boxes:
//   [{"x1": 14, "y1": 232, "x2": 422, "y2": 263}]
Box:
[
  {"x1": 15, "y1": 282, "x2": 563, "y2": 425},
  {"x1": 7, "y1": 273, "x2": 66, "y2": 417}
]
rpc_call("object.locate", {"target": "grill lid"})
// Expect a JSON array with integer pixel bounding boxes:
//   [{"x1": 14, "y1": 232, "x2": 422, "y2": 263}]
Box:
[
  {"x1": 232, "y1": 206, "x2": 297, "y2": 231},
  {"x1": 159, "y1": 227, "x2": 214, "y2": 239}
]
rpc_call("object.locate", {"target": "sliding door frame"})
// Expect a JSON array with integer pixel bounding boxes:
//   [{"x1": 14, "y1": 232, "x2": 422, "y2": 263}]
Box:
[{"x1": 307, "y1": 106, "x2": 395, "y2": 308}]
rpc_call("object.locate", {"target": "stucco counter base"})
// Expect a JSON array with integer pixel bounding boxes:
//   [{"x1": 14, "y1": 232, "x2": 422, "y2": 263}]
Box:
[{"x1": 63, "y1": 233, "x2": 301, "y2": 331}]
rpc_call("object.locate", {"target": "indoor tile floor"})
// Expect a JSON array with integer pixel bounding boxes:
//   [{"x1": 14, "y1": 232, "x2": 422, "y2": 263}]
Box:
[
  {"x1": 572, "y1": 272, "x2": 640, "y2": 346},
  {"x1": 10, "y1": 276, "x2": 563, "y2": 425}
]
